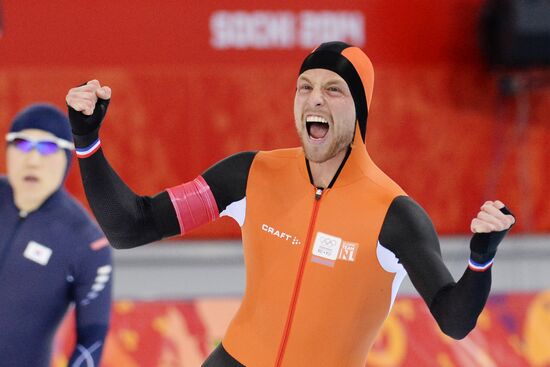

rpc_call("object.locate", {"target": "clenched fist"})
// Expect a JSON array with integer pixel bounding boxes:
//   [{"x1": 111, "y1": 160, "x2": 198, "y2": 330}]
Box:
[
  {"x1": 470, "y1": 200, "x2": 515, "y2": 233},
  {"x1": 66, "y1": 80, "x2": 111, "y2": 136},
  {"x1": 469, "y1": 200, "x2": 515, "y2": 263}
]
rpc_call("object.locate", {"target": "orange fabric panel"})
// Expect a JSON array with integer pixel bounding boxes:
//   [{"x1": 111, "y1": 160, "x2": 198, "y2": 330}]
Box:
[{"x1": 221, "y1": 142, "x2": 404, "y2": 366}]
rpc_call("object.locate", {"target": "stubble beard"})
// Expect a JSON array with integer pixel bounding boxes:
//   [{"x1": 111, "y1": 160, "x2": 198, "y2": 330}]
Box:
[{"x1": 297, "y1": 125, "x2": 354, "y2": 163}]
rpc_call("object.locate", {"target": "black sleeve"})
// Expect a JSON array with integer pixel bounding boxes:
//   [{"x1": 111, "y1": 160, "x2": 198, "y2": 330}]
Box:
[
  {"x1": 74, "y1": 132, "x2": 256, "y2": 249},
  {"x1": 75, "y1": 131, "x2": 178, "y2": 249},
  {"x1": 202, "y1": 151, "x2": 257, "y2": 212},
  {"x1": 379, "y1": 196, "x2": 492, "y2": 339}
]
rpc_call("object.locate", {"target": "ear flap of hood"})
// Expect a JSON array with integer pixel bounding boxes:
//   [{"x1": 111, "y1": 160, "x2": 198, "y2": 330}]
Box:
[{"x1": 299, "y1": 41, "x2": 374, "y2": 144}]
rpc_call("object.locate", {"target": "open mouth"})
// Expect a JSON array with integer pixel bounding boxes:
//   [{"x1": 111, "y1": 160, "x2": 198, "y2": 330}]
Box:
[{"x1": 306, "y1": 115, "x2": 329, "y2": 140}]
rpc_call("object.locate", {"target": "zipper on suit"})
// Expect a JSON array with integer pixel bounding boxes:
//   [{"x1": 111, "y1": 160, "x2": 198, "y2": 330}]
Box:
[{"x1": 275, "y1": 187, "x2": 324, "y2": 367}]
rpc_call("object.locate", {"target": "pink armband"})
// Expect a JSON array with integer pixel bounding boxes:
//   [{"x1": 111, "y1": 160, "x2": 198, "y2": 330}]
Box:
[{"x1": 166, "y1": 176, "x2": 219, "y2": 235}]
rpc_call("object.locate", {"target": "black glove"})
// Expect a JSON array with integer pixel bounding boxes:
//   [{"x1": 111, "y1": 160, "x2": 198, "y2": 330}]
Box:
[
  {"x1": 68, "y1": 97, "x2": 110, "y2": 136},
  {"x1": 470, "y1": 206, "x2": 515, "y2": 263}
]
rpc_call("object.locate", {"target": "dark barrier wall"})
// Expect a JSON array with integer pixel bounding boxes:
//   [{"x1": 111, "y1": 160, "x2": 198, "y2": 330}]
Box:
[{"x1": 1, "y1": 0, "x2": 549, "y2": 235}]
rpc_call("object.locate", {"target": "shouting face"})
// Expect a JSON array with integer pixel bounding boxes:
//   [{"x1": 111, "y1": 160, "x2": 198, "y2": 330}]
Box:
[{"x1": 294, "y1": 68, "x2": 356, "y2": 163}]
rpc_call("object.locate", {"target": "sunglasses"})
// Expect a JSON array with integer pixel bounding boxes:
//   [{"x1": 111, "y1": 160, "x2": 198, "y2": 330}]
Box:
[{"x1": 5, "y1": 132, "x2": 75, "y2": 156}]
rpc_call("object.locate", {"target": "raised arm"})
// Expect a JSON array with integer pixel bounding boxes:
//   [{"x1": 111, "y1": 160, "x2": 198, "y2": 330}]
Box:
[
  {"x1": 66, "y1": 80, "x2": 256, "y2": 249},
  {"x1": 378, "y1": 196, "x2": 515, "y2": 339},
  {"x1": 66, "y1": 80, "x2": 178, "y2": 248}
]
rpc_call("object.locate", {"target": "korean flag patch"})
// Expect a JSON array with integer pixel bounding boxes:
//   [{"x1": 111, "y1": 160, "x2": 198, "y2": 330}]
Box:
[{"x1": 23, "y1": 241, "x2": 52, "y2": 266}]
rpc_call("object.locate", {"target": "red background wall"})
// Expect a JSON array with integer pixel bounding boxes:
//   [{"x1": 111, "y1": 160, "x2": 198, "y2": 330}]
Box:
[{"x1": 1, "y1": 0, "x2": 549, "y2": 235}]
